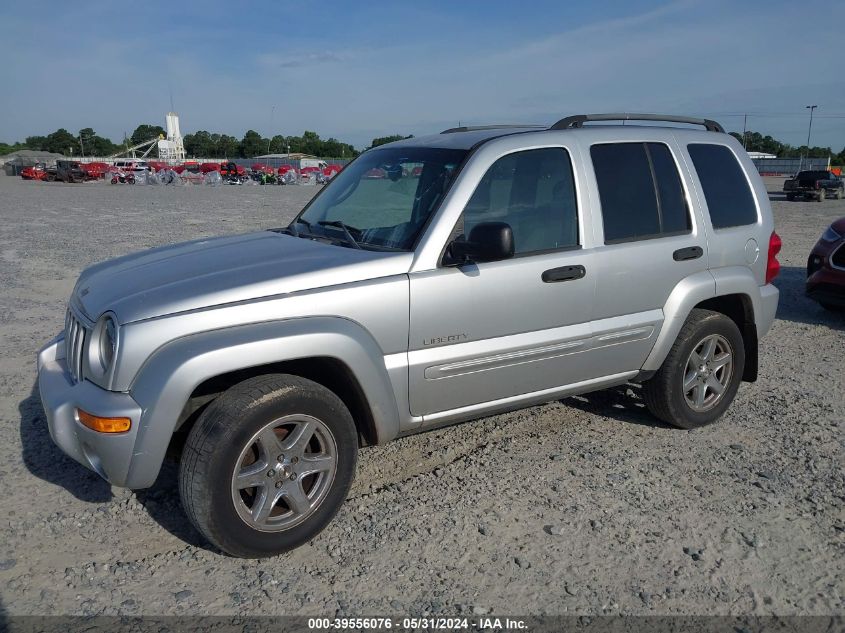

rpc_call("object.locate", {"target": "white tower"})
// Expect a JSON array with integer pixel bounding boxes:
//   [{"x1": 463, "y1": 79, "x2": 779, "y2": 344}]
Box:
[{"x1": 158, "y1": 111, "x2": 186, "y2": 162}]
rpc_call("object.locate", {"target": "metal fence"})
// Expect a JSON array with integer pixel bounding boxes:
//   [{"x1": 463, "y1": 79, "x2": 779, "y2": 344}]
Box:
[{"x1": 751, "y1": 157, "x2": 830, "y2": 176}]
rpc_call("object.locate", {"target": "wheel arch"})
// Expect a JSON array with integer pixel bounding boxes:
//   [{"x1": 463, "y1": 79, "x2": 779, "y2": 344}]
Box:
[
  {"x1": 124, "y1": 317, "x2": 399, "y2": 489},
  {"x1": 642, "y1": 268, "x2": 763, "y2": 382}
]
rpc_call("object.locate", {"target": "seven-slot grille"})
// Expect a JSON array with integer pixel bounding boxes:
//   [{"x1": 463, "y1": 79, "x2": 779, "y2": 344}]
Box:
[{"x1": 64, "y1": 309, "x2": 88, "y2": 382}]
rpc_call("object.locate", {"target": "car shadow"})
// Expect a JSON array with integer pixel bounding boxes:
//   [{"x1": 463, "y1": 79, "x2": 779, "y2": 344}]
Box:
[
  {"x1": 774, "y1": 266, "x2": 844, "y2": 330},
  {"x1": 134, "y1": 461, "x2": 210, "y2": 551},
  {"x1": 19, "y1": 382, "x2": 113, "y2": 503},
  {"x1": 560, "y1": 383, "x2": 675, "y2": 429},
  {"x1": 19, "y1": 381, "x2": 212, "y2": 550}
]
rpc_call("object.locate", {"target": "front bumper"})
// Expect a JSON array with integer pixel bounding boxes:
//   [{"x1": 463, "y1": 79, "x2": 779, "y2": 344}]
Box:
[{"x1": 37, "y1": 335, "x2": 143, "y2": 487}]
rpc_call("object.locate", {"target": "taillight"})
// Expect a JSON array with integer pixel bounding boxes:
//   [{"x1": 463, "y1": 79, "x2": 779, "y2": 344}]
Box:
[{"x1": 766, "y1": 231, "x2": 782, "y2": 284}]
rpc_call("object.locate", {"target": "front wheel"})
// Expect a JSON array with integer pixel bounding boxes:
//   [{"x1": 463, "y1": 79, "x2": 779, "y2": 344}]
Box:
[
  {"x1": 179, "y1": 374, "x2": 358, "y2": 557},
  {"x1": 643, "y1": 309, "x2": 745, "y2": 429}
]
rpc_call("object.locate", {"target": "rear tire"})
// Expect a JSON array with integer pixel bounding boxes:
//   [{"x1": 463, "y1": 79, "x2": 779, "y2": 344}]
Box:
[
  {"x1": 643, "y1": 309, "x2": 745, "y2": 429},
  {"x1": 179, "y1": 374, "x2": 358, "y2": 558},
  {"x1": 817, "y1": 190, "x2": 826, "y2": 202},
  {"x1": 836, "y1": 189, "x2": 843, "y2": 200}
]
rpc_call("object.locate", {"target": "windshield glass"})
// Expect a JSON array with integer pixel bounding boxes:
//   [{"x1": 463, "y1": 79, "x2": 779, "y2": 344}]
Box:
[{"x1": 295, "y1": 147, "x2": 467, "y2": 251}]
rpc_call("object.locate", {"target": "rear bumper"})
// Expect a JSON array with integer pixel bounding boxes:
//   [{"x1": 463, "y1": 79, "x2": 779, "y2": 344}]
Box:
[
  {"x1": 757, "y1": 283, "x2": 779, "y2": 338},
  {"x1": 37, "y1": 336, "x2": 143, "y2": 487}
]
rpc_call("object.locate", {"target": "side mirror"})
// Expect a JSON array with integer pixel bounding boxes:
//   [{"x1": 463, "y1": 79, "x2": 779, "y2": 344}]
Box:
[{"x1": 448, "y1": 222, "x2": 515, "y2": 264}]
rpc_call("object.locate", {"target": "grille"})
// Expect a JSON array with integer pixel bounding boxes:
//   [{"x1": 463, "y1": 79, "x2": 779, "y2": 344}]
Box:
[
  {"x1": 64, "y1": 309, "x2": 88, "y2": 382},
  {"x1": 832, "y1": 243, "x2": 845, "y2": 270}
]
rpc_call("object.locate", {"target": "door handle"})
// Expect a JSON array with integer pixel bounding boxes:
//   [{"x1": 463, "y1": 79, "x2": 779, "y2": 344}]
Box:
[
  {"x1": 542, "y1": 265, "x2": 586, "y2": 283},
  {"x1": 673, "y1": 246, "x2": 703, "y2": 261}
]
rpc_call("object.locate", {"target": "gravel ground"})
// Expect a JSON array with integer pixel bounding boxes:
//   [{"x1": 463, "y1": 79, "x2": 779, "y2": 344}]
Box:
[{"x1": 0, "y1": 175, "x2": 842, "y2": 618}]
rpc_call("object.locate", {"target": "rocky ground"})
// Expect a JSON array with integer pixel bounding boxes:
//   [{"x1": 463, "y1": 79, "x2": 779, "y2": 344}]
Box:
[{"x1": 0, "y1": 175, "x2": 842, "y2": 618}]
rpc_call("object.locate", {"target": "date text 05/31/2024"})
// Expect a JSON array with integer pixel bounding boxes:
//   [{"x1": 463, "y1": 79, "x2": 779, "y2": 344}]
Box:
[{"x1": 307, "y1": 617, "x2": 528, "y2": 630}]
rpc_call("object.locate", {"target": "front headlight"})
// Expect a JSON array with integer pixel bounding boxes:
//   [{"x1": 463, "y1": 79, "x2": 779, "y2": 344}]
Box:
[
  {"x1": 821, "y1": 225, "x2": 842, "y2": 243},
  {"x1": 87, "y1": 313, "x2": 119, "y2": 380}
]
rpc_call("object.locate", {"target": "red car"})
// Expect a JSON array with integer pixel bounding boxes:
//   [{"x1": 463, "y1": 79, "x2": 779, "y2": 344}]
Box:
[
  {"x1": 200, "y1": 162, "x2": 220, "y2": 174},
  {"x1": 20, "y1": 164, "x2": 48, "y2": 180},
  {"x1": 807, "y1": 216, "x2": 845, "y2": 311}
]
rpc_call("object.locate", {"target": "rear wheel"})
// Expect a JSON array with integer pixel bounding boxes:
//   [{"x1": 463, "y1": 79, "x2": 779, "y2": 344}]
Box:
[
  {"x1": 643, "y1": 309, "x2": 745, "y2": 429},
  {"x1": 179, "y1": 374, "x2": 358, "y2": 558},
  {"x1": 817, "y1": 190, "x2": 826, "y2": 202},
  {"x1": 835, "y1": 189, "x2": 843, "y2": 200}
]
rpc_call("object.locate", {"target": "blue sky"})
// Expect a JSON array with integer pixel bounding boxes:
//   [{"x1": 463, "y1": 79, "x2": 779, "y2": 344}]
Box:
[{"x1": 1, "y1": 0, "x2": 842, "y2": 150}]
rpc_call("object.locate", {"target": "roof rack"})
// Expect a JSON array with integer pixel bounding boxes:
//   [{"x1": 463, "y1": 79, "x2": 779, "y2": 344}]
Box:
[
  {"x1": 549, "y1": 113, "x2": 724, "y2": 133},
  {"x1": 440, "y1": 124, "x2": 545, "y2": 134}
]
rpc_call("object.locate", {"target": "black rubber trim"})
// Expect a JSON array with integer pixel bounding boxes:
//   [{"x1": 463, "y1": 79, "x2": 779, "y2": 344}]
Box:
[
  {"x1": 541, "y1": 265, "x2": 586, "y2": 283},
  {"x1": 673, "y1": 246, "x2": 704, "y2": 261}
]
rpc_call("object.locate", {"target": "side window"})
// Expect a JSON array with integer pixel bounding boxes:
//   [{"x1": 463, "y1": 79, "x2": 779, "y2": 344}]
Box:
[
  {"x1": 687, "y1": 144, "x2": 758, "y2": 229},
  {"x1": 590, "y1": 142, "x2": 691, "y2": 244},
  {"x1": 459, "y1": 148, "x2": 578, "y2": 255}
]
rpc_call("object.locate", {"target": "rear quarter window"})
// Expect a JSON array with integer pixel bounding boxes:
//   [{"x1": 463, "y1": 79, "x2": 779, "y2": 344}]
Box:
[{"x1": 687, "y1": 144, "x2": 758, "y2": 229}]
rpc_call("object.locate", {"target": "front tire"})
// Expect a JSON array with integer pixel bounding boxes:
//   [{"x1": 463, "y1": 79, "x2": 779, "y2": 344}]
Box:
[
  {"x1": 643, "y1": 309, "x2": 745, "y2": 429},
  {"x1": 179, "y1": 374, "x2": 358, "y2": 557}
]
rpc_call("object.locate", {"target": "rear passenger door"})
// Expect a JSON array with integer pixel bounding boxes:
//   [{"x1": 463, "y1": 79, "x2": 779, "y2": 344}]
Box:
[{"x1": 585, "y1": 141, "x2": 707, "y2": 375}]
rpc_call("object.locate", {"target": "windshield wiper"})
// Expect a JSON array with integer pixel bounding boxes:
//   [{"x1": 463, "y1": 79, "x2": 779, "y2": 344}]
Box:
[
  {"x1": 284, "y1": 217, "x2": 314, "y2": 238},
  {"x1": 317, "y1": 220, "x2": 362, "y2": 249}
]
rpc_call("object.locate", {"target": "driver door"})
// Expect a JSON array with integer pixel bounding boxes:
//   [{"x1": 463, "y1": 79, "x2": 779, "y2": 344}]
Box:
[{"x1": 407, "y1": 146, "x2": 596, "y2": 417}]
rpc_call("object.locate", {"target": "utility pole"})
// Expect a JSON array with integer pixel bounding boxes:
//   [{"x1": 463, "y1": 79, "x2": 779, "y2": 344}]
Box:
[
  {"x1": 801, "y1": 105, "x2": 818, "y2": 171},
  {"x1": 742, "y1": 114, "x2": 747, "y2": 149}
]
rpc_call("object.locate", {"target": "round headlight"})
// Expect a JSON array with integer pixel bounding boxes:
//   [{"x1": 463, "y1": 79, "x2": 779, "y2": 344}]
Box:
[{"x1": 97, "y1": 314, "x2": 117, "y2": 372}]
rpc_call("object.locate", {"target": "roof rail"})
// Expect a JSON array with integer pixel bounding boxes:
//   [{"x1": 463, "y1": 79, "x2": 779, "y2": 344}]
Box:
[
  {"x1": 549, "y1": 113, "x2": 724, "y2": 133},
  {"x1": 440, "y1": 124, "x2": 545, "y2": 134}
]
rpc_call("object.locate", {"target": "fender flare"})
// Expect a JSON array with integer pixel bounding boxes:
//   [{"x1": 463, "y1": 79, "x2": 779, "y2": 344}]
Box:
[
  {"x1": 642, "y1": 267, "x2": 772, "y2": 374},
  {"x1": 641, "y1": 271, "x2": 716, "y2": 372},
  {"x1": 124, "y1": 316, "x2": 400, "y2": 489}
]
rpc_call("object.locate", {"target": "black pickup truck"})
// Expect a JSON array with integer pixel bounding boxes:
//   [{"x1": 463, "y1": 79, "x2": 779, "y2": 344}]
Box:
[
  {"x1": 783, "y1": 170, "x2": 844, "y2": 202},
  {"x1": 55, "y1": 160, "x2": 87, "y2": 183}
]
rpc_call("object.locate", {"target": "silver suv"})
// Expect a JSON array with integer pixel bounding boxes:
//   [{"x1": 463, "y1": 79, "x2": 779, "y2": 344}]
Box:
[{"x1": 37, "y1": 114, "x2": 781, "y2": 557}]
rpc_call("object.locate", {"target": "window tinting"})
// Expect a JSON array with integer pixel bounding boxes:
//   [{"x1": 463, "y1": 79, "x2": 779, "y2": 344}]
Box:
[
  {"x1": 687, "y1": 144, "x2": 757, "y2": 229},
  {"x1": 591, "y1": 142, "x2": 690, "y2": 243},
  {"x1": 460, "y1": 148, "x2": 578, "y2": 255},
  {"x1": 649, "y1": 143, "x2": 691, "y2": 234}
]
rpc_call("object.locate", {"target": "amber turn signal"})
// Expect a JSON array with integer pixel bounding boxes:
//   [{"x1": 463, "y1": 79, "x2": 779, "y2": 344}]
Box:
[{"x1": 77, "y1": 409, "x2": 131, "y2": 433}]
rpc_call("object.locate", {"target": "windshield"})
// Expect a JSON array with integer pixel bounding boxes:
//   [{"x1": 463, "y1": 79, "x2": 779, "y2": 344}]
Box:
[{"x1": 294, "y1": 147, "x2": 467, "y2": 251}]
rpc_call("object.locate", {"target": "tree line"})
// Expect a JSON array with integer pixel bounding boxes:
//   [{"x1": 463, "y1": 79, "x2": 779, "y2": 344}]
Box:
[
  {"x1": 5, "y1": 125, "x2": 840, "y2": 163},
  {"x1": 0, "y1": 124, "x2": 381, "y2": 159},
  {"x1": 728, "y1": 130, "x2": 841, "y2": 161}
]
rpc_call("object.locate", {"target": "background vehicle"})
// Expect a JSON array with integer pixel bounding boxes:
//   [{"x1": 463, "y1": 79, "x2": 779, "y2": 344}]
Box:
[
  {"x1": 807, "y1": 217, "x2": 845, "y2": 310},
  {"x1": 56, "y1": 160, "x2": 86, "y2": 183},
  {"x1": 784, "y1": 170, "x2": 844, "y2": 201},
  {"x1": 20, "y1": 163, "x2": 48, "y2": 180},
  {"x1": 80, "y1": 162, "x2": 108, "y2": 180},
  {"x1": 220, "y1": 161, "x2": 247, "y2": 184},
  {"x1": 37, "y1": 113, "x2": 779, "y2": 558}
]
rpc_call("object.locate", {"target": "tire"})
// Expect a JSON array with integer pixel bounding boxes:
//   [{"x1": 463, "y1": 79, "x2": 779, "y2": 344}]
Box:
[
  {"x1": 836, "y1": 189, "x2": 843, "y2": 200},
  {"x1": 179, "y1": 374, "x2": 358, "y2": 558},
  {"x1": 786, "y1": 193, "x2": 795, "y2": 201},
  {"x1": 817, "y1": 190, "x2": 825, "y2": 202},
  {"x1": 642, "y1": 309, "x2": 745, "y2": 430}
]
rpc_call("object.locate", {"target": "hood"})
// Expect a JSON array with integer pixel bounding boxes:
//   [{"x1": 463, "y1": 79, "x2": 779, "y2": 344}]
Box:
[{"x1": 74, "y1": 231, "x2": 412, "y2": 323}]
